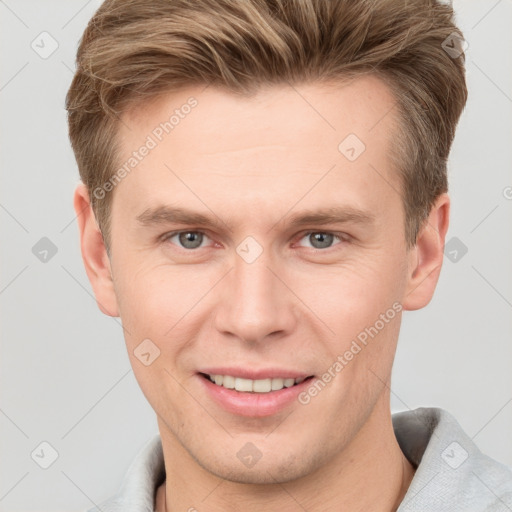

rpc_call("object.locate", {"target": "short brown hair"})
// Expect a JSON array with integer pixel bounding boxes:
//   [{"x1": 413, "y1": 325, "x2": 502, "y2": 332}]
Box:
[{"x1": 66, "y1": 0, "x2": 467, "y2": 248}]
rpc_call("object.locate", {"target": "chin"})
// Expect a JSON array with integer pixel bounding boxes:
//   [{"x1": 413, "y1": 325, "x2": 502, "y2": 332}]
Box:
[{"x1": 193, "y1": 446, "x2": 322, "y2": 485}]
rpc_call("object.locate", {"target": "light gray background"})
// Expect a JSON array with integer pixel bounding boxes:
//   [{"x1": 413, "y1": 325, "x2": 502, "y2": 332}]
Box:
[{"x1": 1, "y1": 0, "x2": 511, "y2": 510}]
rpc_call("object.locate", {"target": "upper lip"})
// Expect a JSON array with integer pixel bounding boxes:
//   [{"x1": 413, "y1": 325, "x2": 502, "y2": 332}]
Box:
[{"x1": 198, "y1": 368, "x2": 313, "y2": 380}]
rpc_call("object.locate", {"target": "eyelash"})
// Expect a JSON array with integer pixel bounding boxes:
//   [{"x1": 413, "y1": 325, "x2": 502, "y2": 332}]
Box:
[{"x1": 160, "y1": 230, "x2": 349, "y2": 251}]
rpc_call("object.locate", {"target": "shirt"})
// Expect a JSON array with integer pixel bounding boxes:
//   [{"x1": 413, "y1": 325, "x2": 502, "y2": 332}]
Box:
[{"x1": 86, "y1": 408, "x2": 512, "y2": 511}]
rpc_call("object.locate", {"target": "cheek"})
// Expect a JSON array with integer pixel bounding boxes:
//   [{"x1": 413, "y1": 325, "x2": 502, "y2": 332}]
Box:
[
  {"x1": 289, "y1": 254, "x2": 406, "y2": 337},
  {"x1": 113, "y1": 263, "x2": 205, "y2": 415},
  {"x1": 112, "y1": 260, "x2": 221, "y2": 363}
]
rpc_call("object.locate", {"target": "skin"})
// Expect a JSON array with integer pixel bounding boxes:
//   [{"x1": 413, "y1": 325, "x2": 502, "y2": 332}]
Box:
[{"x1": 75, "y1": 76, "x2": 449, "y2": 511}]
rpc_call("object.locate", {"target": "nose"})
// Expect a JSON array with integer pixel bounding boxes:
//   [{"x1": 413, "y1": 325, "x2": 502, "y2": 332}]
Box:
[{"x1": 213, "y1": 251, "x2": 297, "y2": 344}]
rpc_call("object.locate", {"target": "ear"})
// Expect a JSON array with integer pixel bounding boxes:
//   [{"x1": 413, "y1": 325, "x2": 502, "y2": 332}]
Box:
[
  {"x1": 73, "y1": 183, "x2": 119, "y2": 317},
  {"x1": 402, "y1": 193, "x2": 450, "y2": 311}
]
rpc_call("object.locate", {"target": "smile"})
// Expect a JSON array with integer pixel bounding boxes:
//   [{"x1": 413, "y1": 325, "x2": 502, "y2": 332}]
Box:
[{"x1": 203, "y1": 373, "x2": 310, "y2": 393}]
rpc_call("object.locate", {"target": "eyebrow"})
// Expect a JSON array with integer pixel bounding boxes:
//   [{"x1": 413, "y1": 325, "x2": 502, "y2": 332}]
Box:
[
  {"x1": 135, "y1": 205, "x2": 375, "y2": 231},
  {"x1": 284, "y1": 206, "x2": 376, "y2": 229},
  {"x1": 136, "y1": 206, "x2": 228, "y2": 230}
]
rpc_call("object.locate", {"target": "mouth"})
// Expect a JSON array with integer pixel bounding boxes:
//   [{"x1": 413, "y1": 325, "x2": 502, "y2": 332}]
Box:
[
  {"x1": 197, "y1": 367, "x2": 316, "y2": 416},
  {"x1": 199, "y1": 372, "x2": 314, "y2": 393}
]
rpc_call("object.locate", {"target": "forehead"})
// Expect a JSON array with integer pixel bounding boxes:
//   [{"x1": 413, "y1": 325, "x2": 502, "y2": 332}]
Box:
[
  {"x1": 121, "y1": 75, "x2": 398, "y2": 152},
  {"x1": 113, "y1": 76, "x2": 401, "y2": 225}
]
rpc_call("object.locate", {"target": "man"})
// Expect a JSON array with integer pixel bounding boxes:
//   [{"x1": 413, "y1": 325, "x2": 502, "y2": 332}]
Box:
[{"x1": 66, "y1": 0, "x2": 512, "y2": 510}]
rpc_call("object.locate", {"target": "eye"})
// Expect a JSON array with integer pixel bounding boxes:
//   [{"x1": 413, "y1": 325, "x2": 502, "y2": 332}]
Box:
[
  {"x1": 165, "y1": 231, "x2": 211, "y2": 249},
  {"x1": 297, "y1": 232, "x2": 344, "y2": 249}
]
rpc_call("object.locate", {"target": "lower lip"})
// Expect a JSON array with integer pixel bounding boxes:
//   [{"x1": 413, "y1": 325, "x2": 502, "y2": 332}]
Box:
[{"x1": 198, "y1": 374, "x2": 314, "y2": 417}]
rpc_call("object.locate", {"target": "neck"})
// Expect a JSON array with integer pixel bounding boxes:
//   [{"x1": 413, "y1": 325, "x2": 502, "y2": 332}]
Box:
[{"x1": 156, "y1": 396, "x2": 415, "y2": 512}]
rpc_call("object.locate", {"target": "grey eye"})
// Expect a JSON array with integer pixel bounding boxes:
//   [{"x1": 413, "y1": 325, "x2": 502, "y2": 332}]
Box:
[
  {"x1": 177, "y1": 231, "x2": 204, "y2": 249},
  {"x1": 308, "y1": 232, "x2": 335, "y2": 249}
]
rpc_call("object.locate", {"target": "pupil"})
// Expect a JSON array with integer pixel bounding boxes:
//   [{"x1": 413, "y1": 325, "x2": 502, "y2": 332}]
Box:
[
  {"x1": 179, "y1": 232, "x2": 202, "y2": 249},
  {"x1": 311, "y1": 232, "x2": 333, "y2": 249}
]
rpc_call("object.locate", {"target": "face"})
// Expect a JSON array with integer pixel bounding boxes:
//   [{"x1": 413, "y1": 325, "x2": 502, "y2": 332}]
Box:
[{"x1": 89, "y1": 77, "x2": 433, "y2": 483}]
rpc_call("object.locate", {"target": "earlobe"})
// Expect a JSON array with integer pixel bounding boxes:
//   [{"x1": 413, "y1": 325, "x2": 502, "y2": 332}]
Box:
[
  {"x1": 73, "y1": 183, "x2": 119, "y2": 317},
  {"x1": 402, "y1": 194, "x2": 450, "y2": 311}
]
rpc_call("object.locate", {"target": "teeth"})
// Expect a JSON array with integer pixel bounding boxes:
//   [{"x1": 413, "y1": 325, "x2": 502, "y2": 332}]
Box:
[
  {"x1": 271, "y1": 378, "x2": 284, "y2": 391},
  {"x1": 253, "y1": 378, "x2": 272, "y2": 393},
  {"x1": 283, "y1": 378, "x2": 295, "y2": 388},
  {"x1": 207, "y1": 374, "x2": 307, "y2": 393},
  {"x1": 223, "y1": 375, "x2": 235, "y2": 389},
  {"x1": 235, "y1": 377, "x2": 253, "y2": 392}
]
